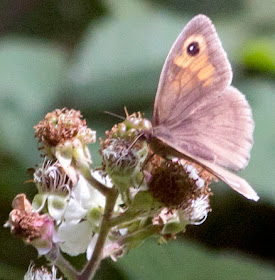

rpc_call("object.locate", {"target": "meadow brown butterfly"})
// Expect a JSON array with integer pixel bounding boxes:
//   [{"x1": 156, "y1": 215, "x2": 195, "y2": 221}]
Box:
[{"x1": 147, "y1": 14, "x2": 259, "y2": 201}]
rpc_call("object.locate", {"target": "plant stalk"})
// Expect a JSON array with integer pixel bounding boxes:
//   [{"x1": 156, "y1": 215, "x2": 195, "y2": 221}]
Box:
[
  {"x1": 46, "y1": 245, "x2": 79, "y2": 280},
  {"x1": 78, "y1": 187, "x2": 118, "y2": 280}
]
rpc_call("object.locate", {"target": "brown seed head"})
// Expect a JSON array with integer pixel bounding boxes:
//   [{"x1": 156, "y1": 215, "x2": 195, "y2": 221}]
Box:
[
  {"x1": 148, "y1": 160, "x2": 212, "y2": 208},
  {"x1": 34, "y1": 108, "x2": 95, "y2": 147}
]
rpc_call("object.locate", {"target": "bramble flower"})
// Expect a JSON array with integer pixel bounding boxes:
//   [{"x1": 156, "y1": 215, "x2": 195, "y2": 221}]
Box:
[
  {"x1": 57, "y1": 173, "x2": 107, "y2": 257},
  {"x1": 5, "y1": 194, "x2": 55, "y2": 255},
  {"x1": 33, "y1": 157, "x2": 74, "y2": 194},
  {"x1": 57, "y1": 171, "x2": 127, "y2": 260},
  {"x1": 32, "y1": 158, "x2": 74, "y2": 223}
]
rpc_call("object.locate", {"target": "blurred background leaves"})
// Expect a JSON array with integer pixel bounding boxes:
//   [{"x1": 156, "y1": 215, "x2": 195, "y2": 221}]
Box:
[{"x1": 0, "y1": 0, "x2": 274, "y2": 279}]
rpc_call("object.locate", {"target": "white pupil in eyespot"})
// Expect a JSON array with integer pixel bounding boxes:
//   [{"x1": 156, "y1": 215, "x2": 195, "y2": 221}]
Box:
[{"x1": 187, "y1": 42, "x2": 200, "y2": 56}]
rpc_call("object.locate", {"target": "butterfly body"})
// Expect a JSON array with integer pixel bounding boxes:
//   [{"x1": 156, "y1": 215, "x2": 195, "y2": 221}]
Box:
[{"x1": 149, "y1": 14, "x2": 259, "y2": 201}]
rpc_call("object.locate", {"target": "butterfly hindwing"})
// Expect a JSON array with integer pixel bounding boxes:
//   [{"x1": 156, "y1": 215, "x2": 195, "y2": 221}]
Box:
[
  {"x1": 153, "y1": 86, "x2": 254, "y2": 171},
  {"x1": 150, "y1": 138, "x2": 259, "y2": 201}
]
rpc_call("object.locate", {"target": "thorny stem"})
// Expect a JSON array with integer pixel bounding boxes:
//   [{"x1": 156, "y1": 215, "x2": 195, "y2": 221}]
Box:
[{"x1": 78, "y1": 187, "x2": 119, "y2": 280}]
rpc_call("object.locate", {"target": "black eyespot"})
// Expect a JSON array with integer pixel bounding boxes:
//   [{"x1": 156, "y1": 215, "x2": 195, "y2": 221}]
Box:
[{"x1": 187, "y1": 41, "x2": 200, "y2": 56}]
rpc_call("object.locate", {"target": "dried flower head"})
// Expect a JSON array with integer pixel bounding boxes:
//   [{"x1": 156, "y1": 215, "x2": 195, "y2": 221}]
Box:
[
  {"x1": 149, "y1": 160, "x2": 213, "y2": 232},
  {"x1": 148, "y1": 160, "x2": 211, "y2": 207},
  {"x1": 34, "y1": 108, "x2": 95, "y2": 147},
  {"x1": 5, "y1": 194, "x2": 54, "y2": 255}
]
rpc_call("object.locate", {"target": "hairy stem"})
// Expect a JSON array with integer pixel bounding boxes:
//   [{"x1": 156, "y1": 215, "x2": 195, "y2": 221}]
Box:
[{"x1": 78, "y1": 187, "x2": 118, "y2": 280}]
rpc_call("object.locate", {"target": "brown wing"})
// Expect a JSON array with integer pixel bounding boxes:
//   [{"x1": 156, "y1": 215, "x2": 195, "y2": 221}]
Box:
[
  {"x1": 153, "y1": 86, "x2": 254, "y2": 171},
  {"x1": 153, "y1": 14, "x2": 232, "y2": 126}
]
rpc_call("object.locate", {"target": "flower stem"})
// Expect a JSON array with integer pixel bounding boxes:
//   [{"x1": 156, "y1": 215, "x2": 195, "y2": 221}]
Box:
[
  {"x1": 46, "y1": 244, "x2": 79, "y2": 280},
  {"x1": 108, "y1": 210, "x2": 142, "y2": 227},
  {"x1": 78, "y1": 187, "x2": 118, "y2": 280},
  {"x1": 109, "y1": 208, "x2": 161, "y2": 228},
  {"x1": 118, "y1": 225, "x2": 159, "y2": 247},
  {"x1": 80, "y1": 165, "x2": 110, "y2": 196}
]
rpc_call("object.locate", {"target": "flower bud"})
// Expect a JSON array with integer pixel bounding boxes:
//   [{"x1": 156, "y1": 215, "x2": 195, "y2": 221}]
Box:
[{"x1": 100, "y1": 112, "x2": 150, "y2": 194}]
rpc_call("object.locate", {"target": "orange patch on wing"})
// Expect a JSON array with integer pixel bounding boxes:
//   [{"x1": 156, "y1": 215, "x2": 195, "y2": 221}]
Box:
[
  {"x1": 174, "y1": 55, "x2": 192, "y2": 68},
  {"x1": 190, "y1": 54, "x2": 208, "y2": 72},
  {"x1": 179, "y1": 70, "x2": 198, "y2": 93},
  {"x1": 197, "y1": 63, "x2": 215, "y2": 81},
  {"x1": 171, "y1": 34, "x2": 215, "y2": 91},
  {"x1": 202, "y1": 78, "x2": 214, "y2": 87}
]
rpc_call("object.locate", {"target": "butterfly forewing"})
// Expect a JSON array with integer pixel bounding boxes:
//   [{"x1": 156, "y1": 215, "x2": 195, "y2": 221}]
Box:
[{"x1": 153, "y1": 14, "x2": 232, "y2": 126}]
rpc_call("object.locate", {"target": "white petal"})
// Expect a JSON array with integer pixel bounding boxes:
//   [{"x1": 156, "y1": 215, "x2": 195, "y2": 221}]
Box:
[
  {"x1": 77, "y1": 175, "x2": 106, "y2": 210},
  {"x1": 47, "y1": 195, "x2": 68, "y2": 222},
  {"x1": 58, "y1": 220, "x2": 93, "y2": 256},
  {"x1": 73, "y1": 175, "x2": 105, "y2": 209},
  {"x1": 32, "y1": 193, "x2": 48, "y2": 212},
  {"x1": 92, "y1": 170, "x2": 113, "y2": 188},
  {"x1": 196, "y1": 178, "x2": 205, "y2": 189},
  {"x1": 119, "y1": 228, "x2": 128, "y2": 236},
  {"x1": 86, "y1": 234, "x2": 98, "y2": 260},
  {"x1": 189, "y1": 169, "x2": 199, "y2": 180},
  {"x1": 64, "y1": 195, "x2": 87, "y2": 222}
]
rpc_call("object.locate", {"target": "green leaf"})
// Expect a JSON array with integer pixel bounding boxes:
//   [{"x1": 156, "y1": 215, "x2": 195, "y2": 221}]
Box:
[
  {"x1": 117, "y1": 239, "x2": 275, "y2": 280},
  {"x1": 0, "y1": 263, "x2": 25, "y2": 279},
  {"x1": 242, "y1": 39, "x2": 275, "y2": 73}
]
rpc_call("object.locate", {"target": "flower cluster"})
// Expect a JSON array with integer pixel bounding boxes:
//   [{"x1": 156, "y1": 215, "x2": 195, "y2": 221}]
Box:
[{"x1": 5, "y1": 108, "x2": 215, "y2": 279}]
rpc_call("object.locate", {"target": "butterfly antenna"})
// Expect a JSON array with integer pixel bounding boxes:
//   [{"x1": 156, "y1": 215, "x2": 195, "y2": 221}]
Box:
[
  {"x1": 124, "y1": 106, "x2": 129, "y2": 118},
  {"x1": 126, "y1": 132, "x2": 145, "y2": 152},
  {"x1": 103, "y1": 111, "x2": 125, "y2": 120}
]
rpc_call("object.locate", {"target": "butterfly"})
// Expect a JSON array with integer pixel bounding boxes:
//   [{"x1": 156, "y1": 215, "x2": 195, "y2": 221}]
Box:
[{"x1": 147, "y1": 14, "x2": 259, "y2": 201}]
